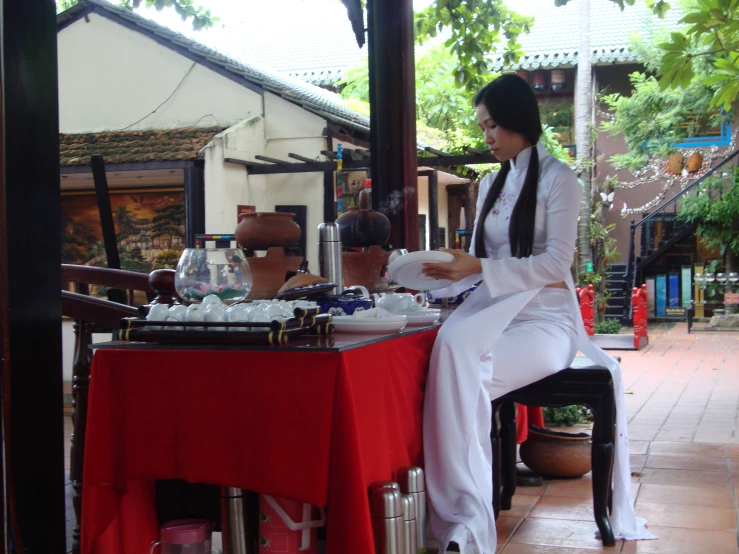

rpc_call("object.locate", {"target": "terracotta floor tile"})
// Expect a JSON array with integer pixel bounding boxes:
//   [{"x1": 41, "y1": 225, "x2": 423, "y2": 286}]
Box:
[
  {"x1": 624, "y1": 525, "x2": 738, "y2": 554},
  {"x1": 501, "y1": 544, "x2": 619, "y2": 553},
  {"x1": 646, "y1": 442, "x2": 726, "y2": 458},
  {"x1": 515, "y1": 484, "x2": 547, "y2": 497},
  {"x1": 638, "y1": 468, "x2": 729, "y2": 488},
  {"x1": 644, "y1": 454, "x2": 728, "y2": 472},
  {"x1": 529, "y1": 495, "x2": 594, "y2": 521},
  {"x1": 542, "y1": 475, "x2": 593, "y2": 498},
  {"x1": 634, "y1": 501, "x2": 736, "y2": 531},
  {"x1": 636, "y1": 483, "x2": 734, "y2": 507},
  {"x1": 496, "y1": 512, "x2": 525, "y2": 546},
  {"x1": 505, "y1": 493, "x2": 540, "y2": 517},
  {"x1": 726, "y1": 444, "x2": 739, "y2": 459},
  {"x1": 630, "y1": 441, "x2": 649, "y2": 455},
  {"x1": 508, "y1": 518, "x2": 615, "y2": 550},
  {"x1": 631, "y1": 455, "x2": 647, "y2": 470}
]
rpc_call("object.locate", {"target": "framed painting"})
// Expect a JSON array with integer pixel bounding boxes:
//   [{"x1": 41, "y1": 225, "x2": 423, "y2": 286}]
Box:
[{"x1": 61, "y1": 187, "x2": 185, "y2": 278}]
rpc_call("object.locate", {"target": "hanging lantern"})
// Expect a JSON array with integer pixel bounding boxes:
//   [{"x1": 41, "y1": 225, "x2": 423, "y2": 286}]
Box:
[
  {"x1": 516, "y1": 70, "x2": 529, "y2": 83},
  {"x1": 532, "y1": 70, "x2": 548, "y2": 92},
  {"x1": 550, "y1": 69, "x2": 566, "y2": 92}
]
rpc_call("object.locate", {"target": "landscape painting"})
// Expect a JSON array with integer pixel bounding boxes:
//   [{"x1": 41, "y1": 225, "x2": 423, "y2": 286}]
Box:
[{"x1": 61, "y1": 188, "x2": 185, "y2": 276}]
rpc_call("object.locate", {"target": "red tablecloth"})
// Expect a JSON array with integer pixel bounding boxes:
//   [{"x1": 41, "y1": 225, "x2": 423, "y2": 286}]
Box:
[
  {"x1": 81, "y1": 329, "x2": 543, "y2": 554},
  {"x1": 82, "y1": 330, "x2": 439, "y2": 554}
]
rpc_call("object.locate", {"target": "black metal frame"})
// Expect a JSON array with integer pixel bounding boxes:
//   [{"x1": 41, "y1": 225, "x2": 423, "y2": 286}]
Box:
[{"x1": 623, "y1": 149, "x2": 739, "y2": 318}]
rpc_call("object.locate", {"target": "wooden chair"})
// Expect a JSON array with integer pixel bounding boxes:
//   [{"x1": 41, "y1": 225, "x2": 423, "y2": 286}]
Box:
[
  {"x1": 491, "y1": 358, "x2": 617, "y2": 546},
  {"x1": 61, "y1": 264, "x2": 177, "y2": 553}
]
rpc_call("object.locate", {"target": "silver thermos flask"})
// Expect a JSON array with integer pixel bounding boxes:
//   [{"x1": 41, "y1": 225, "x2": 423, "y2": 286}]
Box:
[
  {"x1": 401, "y1": 495, "x2": 418, "y2": 554},
  {"x1": 317, "y1": 222, "x2": 343, "y2": 294},
  {"x1": 370, "y1": 482, "x2": 404, "y2": 554},
  {"x1": 398, "y1": 467, "x2": 427, "y2": 553}
]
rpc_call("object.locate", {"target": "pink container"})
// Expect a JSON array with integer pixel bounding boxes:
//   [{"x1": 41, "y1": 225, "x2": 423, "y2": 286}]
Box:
[{"x1": 151, "y1": 519, "x2": 212, "y2": 554}]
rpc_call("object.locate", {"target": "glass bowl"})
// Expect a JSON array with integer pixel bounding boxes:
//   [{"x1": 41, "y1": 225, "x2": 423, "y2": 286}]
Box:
[{"x1": 175, "y1": 247, "x2": 252, "y2": 305}]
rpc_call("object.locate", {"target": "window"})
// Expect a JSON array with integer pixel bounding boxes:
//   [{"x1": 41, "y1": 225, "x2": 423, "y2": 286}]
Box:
[{"x1": 675, "y1": 113, "x2": 732, "y2": 147}]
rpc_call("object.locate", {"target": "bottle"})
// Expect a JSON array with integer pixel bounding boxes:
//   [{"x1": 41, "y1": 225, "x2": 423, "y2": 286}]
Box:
[
  {"x1": 317, "y1": 222, "x2": 343, "y2": 295},
  {"x1": 398, "y1": 467, "x2": 426, "y2": 552},
  {"x1": 370, "y1": 483, "x2": 404, "y2": 554}
]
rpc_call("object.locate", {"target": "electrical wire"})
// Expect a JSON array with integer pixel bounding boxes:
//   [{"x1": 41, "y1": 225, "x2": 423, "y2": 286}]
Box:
[{"x1": 114, "y1": 62, "x2": 198, "y2": 131}]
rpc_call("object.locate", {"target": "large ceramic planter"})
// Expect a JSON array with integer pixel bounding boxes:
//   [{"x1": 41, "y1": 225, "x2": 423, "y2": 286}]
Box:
[
  {"x1": 342, "y1": 245, "x2": 390, "y2": 291},
  {"x1": 335, "y1": 190, "x2": 391, "y2": 247},
  {"x1": 235, "y1": 212, "x2": 301, "y2": 251},
  {"x1": 519, "y1": 425, "x2": 592, "y2": 478}
]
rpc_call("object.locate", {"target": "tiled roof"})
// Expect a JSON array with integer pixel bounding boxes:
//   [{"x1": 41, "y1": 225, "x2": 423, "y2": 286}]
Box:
[
  {"x1": 491, "y1": 0, "x2": 685, "y2": 70},
  {"x1": 59, "y1": 127, "x2": 225, "y2": 167},
  {"x1": 58, "y1": 0, "x2": 370, "y2": 134}
]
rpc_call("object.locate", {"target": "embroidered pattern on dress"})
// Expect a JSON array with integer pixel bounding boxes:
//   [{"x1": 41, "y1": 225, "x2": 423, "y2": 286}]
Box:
[{"x1": 491, "y1": 190, "x2": 511, "y2": 216}]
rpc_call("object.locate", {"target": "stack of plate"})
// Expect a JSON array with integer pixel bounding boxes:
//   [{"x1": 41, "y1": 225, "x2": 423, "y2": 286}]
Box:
[
  {"x1": 332, "y1": 315, "x2": 407, "y2": 334},
  {"x1": 394, "y1": 308, "x2": 442, "y2": 326}
]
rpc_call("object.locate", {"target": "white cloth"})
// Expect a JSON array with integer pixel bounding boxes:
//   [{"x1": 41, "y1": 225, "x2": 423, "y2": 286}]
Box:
[{"x1": 424, "y1": 142, "x2": 655, "y2": 554}]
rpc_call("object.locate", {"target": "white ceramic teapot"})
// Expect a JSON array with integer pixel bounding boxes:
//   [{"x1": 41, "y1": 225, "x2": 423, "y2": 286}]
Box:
[{"x1": 372, "y1": 292, "x2": 425, "y2": 314}]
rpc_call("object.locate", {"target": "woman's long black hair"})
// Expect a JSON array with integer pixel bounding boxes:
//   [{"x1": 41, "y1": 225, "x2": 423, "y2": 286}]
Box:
[{"x1": 473, "y1": 74, "x2": 543, "y2": 259}]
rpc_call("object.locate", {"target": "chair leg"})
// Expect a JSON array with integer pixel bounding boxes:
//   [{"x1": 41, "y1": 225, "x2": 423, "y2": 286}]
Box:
[
  {"x1": 490, "y1": 403, "x2": 501, "y2": 520},
  {"x1": 499, "y1": 402, "x2": 516, "y2": 510},
  {"x1": 592, "y1": 441, "x2": 615, "y2": 546}
]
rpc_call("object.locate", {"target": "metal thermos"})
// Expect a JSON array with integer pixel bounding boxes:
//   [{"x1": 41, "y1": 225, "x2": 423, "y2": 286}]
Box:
[
  {"x1": 222, "y1": 487, "x2": 251, "y2": 554},
  {"x1": 317, "y1": 222, "x2": 343, "y2": 294},
  {"x1": 370, "y1": 483, "x2": 404, "y2": 554},
  {"x1": 398, "y1": 467, "x2": 426, "y2": 553},
  {"x1": 401, "y1": 495, "x2": 418, "y2": 554}
]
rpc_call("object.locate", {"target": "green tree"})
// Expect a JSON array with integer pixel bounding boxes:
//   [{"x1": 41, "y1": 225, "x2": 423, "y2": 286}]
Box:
[
  {"x1": 152, "y1": 249, "x2": 182, "y2": 270},
  {"x1": 55, "y1": 0, "x2": 217, "y2": 30},
  {"x1": 121, "y1": 246, "x2": 151, "y2": 273},
  {"x1": 656, "y1": 0, "x2": 739, "y2": 110},
  {"x1": 151, "y1": 203, "x2": 185, "y2": 245},
  {"x1": 678, "y1": 168, "x2": 739, "y2": 279},
  {"x1": 601, "y1": 72, "x2": 723, "y2": 170},
  {"x1": 113, "y1": 204, "x2": 137, "y2": 248}
]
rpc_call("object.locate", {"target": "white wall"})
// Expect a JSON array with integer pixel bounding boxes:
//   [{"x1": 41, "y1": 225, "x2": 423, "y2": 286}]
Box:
[{"x1": 58, "y1": 13, "x2": 263, "y2": 133}]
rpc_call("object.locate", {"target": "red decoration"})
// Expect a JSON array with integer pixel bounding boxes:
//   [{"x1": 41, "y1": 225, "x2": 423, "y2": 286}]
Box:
[
  {"x1": 632, "y1": 284, "x2": 648, "y2": 348},
  {"x1": 578, "y1": 284, "x2": 595, "y2": 336}
]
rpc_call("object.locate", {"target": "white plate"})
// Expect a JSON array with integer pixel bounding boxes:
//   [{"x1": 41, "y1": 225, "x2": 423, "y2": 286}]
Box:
[
  {"x1": 397, "y1": 309, "x2": 442, "y2": 326},
  {"x1": 387, "y1": 250, "x2": 455, "y2": 291},
  {"x1": 332, "y1": 316, "x2": 408, "y2": 334}
]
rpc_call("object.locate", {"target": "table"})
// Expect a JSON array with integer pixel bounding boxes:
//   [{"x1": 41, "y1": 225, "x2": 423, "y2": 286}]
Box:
[{"x1": 81, "y1": 327, "x2": 440, "y2": 554}]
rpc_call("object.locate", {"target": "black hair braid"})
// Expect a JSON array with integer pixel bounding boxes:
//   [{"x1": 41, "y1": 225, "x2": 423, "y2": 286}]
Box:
[
  {"x1": 509, "y1": 146, "x2": 540, "y2": 258},
  {"x1": 474, "y1": 161, "x2": 511, "y2": 259}
]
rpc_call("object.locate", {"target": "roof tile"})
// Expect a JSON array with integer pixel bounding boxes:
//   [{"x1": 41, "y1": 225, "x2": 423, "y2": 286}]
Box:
[{"x1": 59, "y1": 126, "x2": 225, "y2": 167}]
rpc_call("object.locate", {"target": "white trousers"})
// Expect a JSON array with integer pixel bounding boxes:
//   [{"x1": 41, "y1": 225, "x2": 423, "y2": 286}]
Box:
[{"x1": 423, "y1": 285, "x2": 578, "y2": 554}]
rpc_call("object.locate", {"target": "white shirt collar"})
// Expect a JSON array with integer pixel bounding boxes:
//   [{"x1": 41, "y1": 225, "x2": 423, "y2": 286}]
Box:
[{"x1": 509, "y1": 141, "x2": 549, "y2": 171}]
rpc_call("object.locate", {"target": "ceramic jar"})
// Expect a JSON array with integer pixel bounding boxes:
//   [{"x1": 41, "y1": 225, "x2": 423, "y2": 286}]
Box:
[
  {"x1": 335, "y1": 190, "x2": 391, "y2": 247},
  {"x1": 519, "y1": 426, "x2": 592, "y2": 478},
  {"x1": 235, "y1": 212, "x2": 301, "y2": 251}
]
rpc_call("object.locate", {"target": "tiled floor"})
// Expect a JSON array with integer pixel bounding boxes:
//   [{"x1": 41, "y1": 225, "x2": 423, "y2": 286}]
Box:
[{"x1": 64, "y1": 322, "x2": 739, "y2": 553}]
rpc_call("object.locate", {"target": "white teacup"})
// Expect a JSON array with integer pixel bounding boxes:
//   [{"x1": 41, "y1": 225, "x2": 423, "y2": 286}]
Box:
[
  {"x1": 373, "y1": 293, "x2": 425, "y2": 313},
  {"x1": 185, "y1": 304, "x2": 206, "y2": 330},
  {"x1": 204, "y1": 303, "x2": 227, "y2": 331},
  {"x1": 226, "y1": 304, "x2": 251, "y2": 331},
  {"x1": 145, "y1": 303, "x2": 170, "y2": 330},
  {"x1": 165, "y1": 304, "x2": 188, "y2": 331}
]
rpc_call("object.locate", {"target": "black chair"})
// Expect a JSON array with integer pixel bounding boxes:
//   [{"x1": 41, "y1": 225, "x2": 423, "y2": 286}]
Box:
[{"x1": 491, "y1": 357, "x2": 617, "y2": 546}]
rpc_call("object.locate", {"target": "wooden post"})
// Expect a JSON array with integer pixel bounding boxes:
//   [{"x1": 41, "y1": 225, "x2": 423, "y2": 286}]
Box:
[
  {"x1": 0, "y1": 0, "x2": 66, "y2": 551},
  {"x1": 367, "y1": 0, "x2": 419, "y2": 251}
]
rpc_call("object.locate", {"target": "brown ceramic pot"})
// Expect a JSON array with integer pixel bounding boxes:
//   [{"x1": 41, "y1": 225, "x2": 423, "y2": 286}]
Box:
[
  {"x1": 335, "y1": 190, "x2": 391, "y2": 247},
  {"x1": 342, "y1": 245, "x2": 390, "y2": 291},
  {"x1": 235, "y1": 212, "x2": 301, "y2": 251},
  {"x1": 519, "y1": 426, "x2": 592, "y2": 478},
  {"x1": 246, "y1": 247, "x2": 303, "y2": 299}
]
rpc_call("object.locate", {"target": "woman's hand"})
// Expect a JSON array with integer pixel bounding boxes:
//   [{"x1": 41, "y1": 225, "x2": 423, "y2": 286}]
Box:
[{"x1": 422, "y1": 248, "x2": 482, "y2": 282}]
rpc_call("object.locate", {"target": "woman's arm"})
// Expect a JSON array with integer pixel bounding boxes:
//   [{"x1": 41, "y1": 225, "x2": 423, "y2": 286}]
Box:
[
  {"x1": 477, "y1": 165, "x2": 581, "y2": 296},
  {"x1": 422, "y1": 165, "x2": 581, "y2": 296}
]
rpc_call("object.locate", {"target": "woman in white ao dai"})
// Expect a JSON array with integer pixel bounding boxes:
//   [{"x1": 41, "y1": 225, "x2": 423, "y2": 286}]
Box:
[{"x1": 421, "y1": 75, "x2": 655, "y2": 554}]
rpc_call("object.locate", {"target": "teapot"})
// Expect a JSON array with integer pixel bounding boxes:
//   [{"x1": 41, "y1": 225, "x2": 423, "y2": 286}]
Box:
[
  {"x1": 372, "y1": 292, "x2": 425, "y2": 314},
  {"x1": 335, "y1": 189, "x2": 391, "y2": 247}
]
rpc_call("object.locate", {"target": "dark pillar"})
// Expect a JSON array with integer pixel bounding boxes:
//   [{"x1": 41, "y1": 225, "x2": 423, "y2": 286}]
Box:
[
  {"x1": 0, "y1": 0, "x2": 66, "y2": 552},
  {"x1": 419, "y1": 170, "x2": 440, "y2": 250},
  {"x1": 367, "y1": 0, "x2": 419, "y2": 251},
  {"x1": 184, "y1": 162, "x2": 205, "y2": 248}
]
